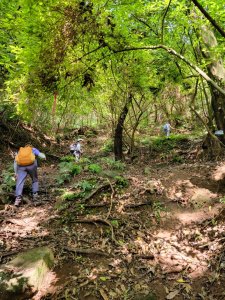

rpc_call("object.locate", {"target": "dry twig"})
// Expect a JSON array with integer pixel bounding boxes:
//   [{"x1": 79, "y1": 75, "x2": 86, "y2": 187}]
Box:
[{"x1": 64, "y1": 246, "x2": 109, "y2": 257}]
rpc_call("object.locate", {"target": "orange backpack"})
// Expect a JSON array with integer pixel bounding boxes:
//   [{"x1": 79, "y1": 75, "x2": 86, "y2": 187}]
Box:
[{"x1": 15, "y1": 146, "x2": 35, "y2": 166}]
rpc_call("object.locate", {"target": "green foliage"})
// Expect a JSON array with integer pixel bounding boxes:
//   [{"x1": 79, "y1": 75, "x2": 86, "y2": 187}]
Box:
[
  {"x1": 76, "y1": 180, "x2": 95, "y2": 192},
  {"x1": 56, "y1": 173, "x2": 71, "y2": 186},
  {"x1": 144, "y1": 167, "x2": 151, "y2": 175},
  {"x1": 219, "y1": 197, "x2": 225, "y2": 204},
  {"x1": 85, "y1": 128, "x2": 98, "y2": 138},
  {"x1": 110, "y1": 219, "x2": 119, "y2": 228},
  {"x1": 101, "y1": 157, "x2": 125, "y2": 170},
  {"x1": 152, "y1": 201, "x2": 166, "y2": 223},
  {"x1": 79, "y1": 157, "x2": 92, "y2": 164},
  {"x1": 0, "y1": 166, "x2": 16, "y2": 202},
  {"x1": 1, "y1": 0, "x2": 225, "y2": 139},
  {"x1": 140, "y1": 137, "x2": 152, "y2": 146},
  {"x1": 148, "y1": 134, "x2": 189, "y2": 152},
  {"x1": 101, "y1": 170, "x2": 121, "y2": 179},
  {"x1": 88, "y1": 163, "x2": 102, "y2": 174},
  {"x1": 62, "y1": 191, "x2": 81, "y2": 201},
  {"x1": 57, "y1": 162, "x2": 82, "y2": 185},
  {"x1": 172, "y1": 154, "x2": 184, "y2": 163},
  {"x1": 74, "y1": 203, "x2": 85, "y2": 213},
  {"x1": 60, "y1": 155, "x2": 75, "y2": 162},
  {"x1": 114, "y1": 175, "x2": 129, "y2": 188},
  {"x1": 55, "y1": 200, "x2": 70, "y2": 212},
  {"x1": 62, "y1": 179, "x2": 96, "y2": 201},
  {"x1": 101, "y1": 139, "x2": 114, "y2": 154}
]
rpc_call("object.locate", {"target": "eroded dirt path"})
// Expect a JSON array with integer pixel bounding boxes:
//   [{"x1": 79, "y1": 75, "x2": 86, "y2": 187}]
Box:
[{"x1": 1, "y1": 152, "x2": 225, "y2": 299}]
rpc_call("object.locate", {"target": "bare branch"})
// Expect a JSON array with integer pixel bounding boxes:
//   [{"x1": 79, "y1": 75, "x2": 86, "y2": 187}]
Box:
[
  {"x1": 191, "y1": 0, "x2": 225, "y2": 38},
  {"x1": 161, "y1": 0, "x2": 172, "y2": 43},
  {"x1": 113, "y1": 45, "x2": 225, "y2": 96}
]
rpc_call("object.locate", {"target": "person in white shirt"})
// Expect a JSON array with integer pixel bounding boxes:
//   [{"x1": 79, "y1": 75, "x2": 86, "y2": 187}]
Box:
[
  {"x1": 163, "y1": 122, "x2": 171, "y2": 138},
  {"x1": 70, "y1": 139, "x2": 83, "y2": 161}
]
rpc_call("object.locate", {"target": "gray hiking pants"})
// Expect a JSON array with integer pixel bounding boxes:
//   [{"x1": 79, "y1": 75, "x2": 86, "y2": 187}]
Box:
[{"x1": 15, "y1": 161, "x2": 39, "y2": 197}]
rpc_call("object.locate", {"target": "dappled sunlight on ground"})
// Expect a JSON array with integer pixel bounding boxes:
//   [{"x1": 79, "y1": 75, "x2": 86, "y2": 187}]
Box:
[
  {"x1": 145, "y1": 219, "x2": 225, "y2": 279},
  {"x1": 166, "y1": 178, "x2": 218, "y2": 206},
  {"x1": 212, "y1": 162, "x2": 225, "y2": 181},
  {"x1": 175, "y1": 208, "x2": 218, "y2": 224},
  {"x1": 1, "y1": 205, "x2": 54, "y2": 252}
]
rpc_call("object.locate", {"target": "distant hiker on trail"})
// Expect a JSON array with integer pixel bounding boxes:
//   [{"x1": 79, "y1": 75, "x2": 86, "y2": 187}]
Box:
[
  {"x1": 14, "y1": 145, "x2": 46, "y2": 207},
  {"x1": 163, "y1": 122, "x2": 171, "y2": 138},
  {"x1": 69, "y1": 139, "x2": 83, "y2": 162}
]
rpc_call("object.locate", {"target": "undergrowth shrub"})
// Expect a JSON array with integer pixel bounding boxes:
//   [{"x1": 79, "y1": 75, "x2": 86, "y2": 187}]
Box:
[
  {"x1": 55, "y1": 200, "x2": 70, "y2": 212},
  {"x1": 60, "y1": 155, "x2": 75, "y2": 162},
  {"x1": 152, "y1": 201, "x2": 166, "y2": 223},
  {"x1": 172, "y1": 154, "x2": 184, "y2": 163},
  {"x1": 79, "y1": 157, "x2": 91, "y2": 164},
  {"x1": 57, "y1": 162, "x2": 82, "y2": 185},
  {"x1": 75, "y1": 180, "x2": 95, "y2": 192},
  {"x1": 114, "y1": 175, "x2": 129, "y2": 188},
  {"x1": 62, "y1": 180, "x2": 96, "y2": 201},
  {"x1": 101, "y1": 157, "x2": 125, "y2": 170},
  {"x1": 85, "y1": 128, "x2": 98, "y2": 138},
  {"x1": 88, "y1": 163, "x2": 102, "y2": 174},
  {"x1": 0, "y1": 166, "x2": 16, "y2": 202},
  {"x1": 62, "y1": 191, "x2": 81, "y2": 201},
  {"x1": 147, "y1": 134, "x2": 189, "y2": 152},
  {"x1": 101, "y1": 139, "x2": 113, "y2": 154}
]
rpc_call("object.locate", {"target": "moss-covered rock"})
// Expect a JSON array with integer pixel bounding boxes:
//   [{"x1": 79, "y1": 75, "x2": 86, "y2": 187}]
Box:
[{"x1": 0, "y1": 247, "x2": 54, "y2": 299}]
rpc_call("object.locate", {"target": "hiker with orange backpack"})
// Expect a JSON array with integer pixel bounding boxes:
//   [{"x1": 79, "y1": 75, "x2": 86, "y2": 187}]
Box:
[{"x1": 14, "y1": 145, "x2": 46, "y2": 207}]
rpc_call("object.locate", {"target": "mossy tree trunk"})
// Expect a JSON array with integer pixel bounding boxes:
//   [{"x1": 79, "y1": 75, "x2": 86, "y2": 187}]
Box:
[{"x1": 201, "y1": 25, "x2": 225, "y2": 144}]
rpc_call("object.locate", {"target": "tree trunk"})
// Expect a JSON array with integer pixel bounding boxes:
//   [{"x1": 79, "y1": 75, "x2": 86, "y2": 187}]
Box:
[
  {"x1": 201, "y1": 25, "x2": 225, "y2": 143},
  {"x1": 114, "y1": 93, "x2": 132, "y2": 161},
  {"x1": 211, "y1": 87, "x2": 225, "y2": 136}
]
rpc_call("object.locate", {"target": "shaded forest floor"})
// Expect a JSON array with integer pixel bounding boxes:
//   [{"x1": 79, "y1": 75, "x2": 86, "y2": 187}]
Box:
[{"x1": 1, "y1": 128, "x2": 225, "y2": 300}]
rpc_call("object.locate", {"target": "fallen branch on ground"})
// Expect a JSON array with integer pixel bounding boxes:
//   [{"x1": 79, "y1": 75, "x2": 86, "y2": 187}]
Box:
[
  {"x1": 84, "y1": 200, "x2": 152, "y2": 209},
  {"x1": 125, "y1": 200, "x2": 152, "y2": 208},
  {"x1": 135, "y1": 254, "x2": 154, "y2": 259},
  {"x1": 0, "y1": 250, "x2": 20, "y2": 263},
  {"x1": 64, "y1": 246, "x2": 109, "y2": 257},
  {"x1": 72, "y1": 217, "x2": 120, "y2": 245},
  {"x1": 82, "y1": 182, "x2": 113, "y2": 202},
  {"x1": 85, "y1": 203, "x2": 110, "y2": 208}
]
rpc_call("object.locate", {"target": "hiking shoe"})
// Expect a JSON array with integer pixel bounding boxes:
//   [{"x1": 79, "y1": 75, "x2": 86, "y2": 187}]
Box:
[{"x1": 14, "y1": 196, "x2": 22, "y2": 207}]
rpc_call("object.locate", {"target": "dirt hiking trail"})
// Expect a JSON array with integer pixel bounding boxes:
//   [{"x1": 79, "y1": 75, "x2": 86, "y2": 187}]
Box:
[{"x1": 1, "y1": 135, "x2": 225, "y2": 300}]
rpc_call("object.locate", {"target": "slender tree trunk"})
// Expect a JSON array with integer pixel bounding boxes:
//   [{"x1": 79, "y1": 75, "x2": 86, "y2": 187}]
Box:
[
  {"x1": 52, "y1": 91, "x2": 58, "y2": 134},
  {"x1": 114, "y1": 93, "x2": 132, "y2": 161}
]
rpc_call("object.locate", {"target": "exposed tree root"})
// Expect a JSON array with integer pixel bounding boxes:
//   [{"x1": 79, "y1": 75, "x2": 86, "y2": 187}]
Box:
[
  {"x1": 82, "y1": 182, "x2": 112, "y2": 202},
  {"x1": 64, "y1": 246, "x2": 110, "y2": 257},
  {"x1": 72, "y1": 217, "x2": 120, "y2": 245}
]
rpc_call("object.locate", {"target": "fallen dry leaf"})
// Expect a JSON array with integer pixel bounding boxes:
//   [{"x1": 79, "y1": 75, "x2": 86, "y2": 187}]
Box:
[
  {"x1": 166, "y1": 289, "x2": 180, "y2": 299},
  {"x1": 99, "y1": 288, "x2": 109, "y2": 300}
]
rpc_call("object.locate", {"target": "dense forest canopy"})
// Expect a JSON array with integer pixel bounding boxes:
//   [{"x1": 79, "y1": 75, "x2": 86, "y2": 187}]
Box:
[{"x1": 1, "y1": 0, "x2": 225, "y2": 144}]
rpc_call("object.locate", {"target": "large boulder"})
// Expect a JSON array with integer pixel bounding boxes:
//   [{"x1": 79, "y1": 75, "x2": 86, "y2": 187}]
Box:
[{"x1": 0, "y1": 247, "x2": 54, "y2": 300}]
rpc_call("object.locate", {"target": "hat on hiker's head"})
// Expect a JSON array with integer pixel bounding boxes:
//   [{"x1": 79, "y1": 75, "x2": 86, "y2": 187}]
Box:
[{"x1": 77, "y1": 138, "x2": 83, "y2": 142}]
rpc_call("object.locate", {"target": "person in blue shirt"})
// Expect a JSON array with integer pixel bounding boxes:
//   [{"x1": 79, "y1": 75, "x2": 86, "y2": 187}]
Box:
[
  {"x1": 163, "y1": 122, "x2": 171, "y2": 138},
  {"x1": 14, "y1": 146, "x2": 46, "y2": 207}
]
